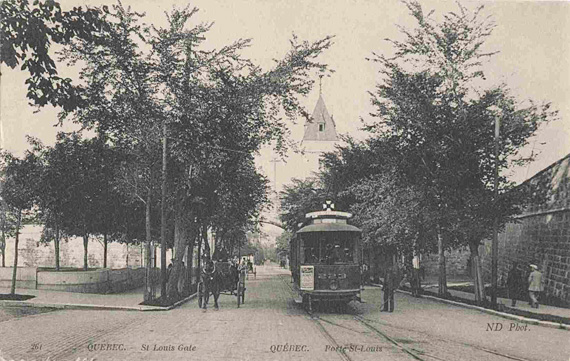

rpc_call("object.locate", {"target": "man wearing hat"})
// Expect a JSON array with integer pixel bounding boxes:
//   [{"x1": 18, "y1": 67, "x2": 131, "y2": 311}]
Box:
[{"x1": 528, "y1": 264, "x2": 543, "y2": 308}]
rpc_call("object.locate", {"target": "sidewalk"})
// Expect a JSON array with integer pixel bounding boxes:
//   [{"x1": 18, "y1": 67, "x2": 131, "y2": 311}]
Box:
[
  {"x1": 445, "y1": 288, "x2": 570, "y2": 319},
  {"x1": 0, "y1": 286, "x2": 191, "y2": 311},
  {"x1": 0, "y1": 265, "x2": 279, "y2": 311},
  {"x1": 373, "y1": 277, "x2": 570, "y2": 329},
  {"x1": 417, "y1": 275, "x2": 570, "y2": 319}
]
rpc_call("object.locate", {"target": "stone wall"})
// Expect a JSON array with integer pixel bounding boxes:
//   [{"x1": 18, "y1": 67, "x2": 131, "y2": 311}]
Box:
[
  {"x1": 0, "y1": 267, "x2": 148, "y2": 293},
  {"x1": 481, "y1": 154, "x2": 570, "y2": 304},
  {"x1": 37, "y1": 268, "x2": 147, "y2": 293},
  {"x1": 2, "y1": 225, "x2": 171, "y2": 269},
  {"x1": 422, "y1": 246, "x2": 473, "y2": 279},
  {"x1": 0, "y1": 267, "x2": 37, "y2": 289}
]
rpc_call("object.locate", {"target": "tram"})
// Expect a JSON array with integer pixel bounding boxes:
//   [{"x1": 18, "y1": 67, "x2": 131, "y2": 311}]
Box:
[{"x1": 290, "y1": 201, "x2": 362, "y2": 311}]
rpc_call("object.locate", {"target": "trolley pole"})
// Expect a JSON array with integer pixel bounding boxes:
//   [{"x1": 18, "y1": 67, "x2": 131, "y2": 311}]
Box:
[{"x1": 491, "y1": 117, "x2": 500, "y2": 306}]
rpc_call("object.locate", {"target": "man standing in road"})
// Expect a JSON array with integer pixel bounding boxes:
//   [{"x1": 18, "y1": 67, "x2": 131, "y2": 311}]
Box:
[
  {"x1": 382, "y1": 265, "x2": 398, "y2": 312},
  {"x1": 528, "y1": 264, "x2": 543, "y2": 308}
]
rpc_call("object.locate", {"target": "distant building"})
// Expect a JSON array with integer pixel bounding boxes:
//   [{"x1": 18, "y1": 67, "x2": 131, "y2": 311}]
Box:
[
  {"x1": 278, "y1": 94, "x2": 339, "y2": 182},
  {"x1": 301, "y1": 94, "x2": 339, "y2": 173}
]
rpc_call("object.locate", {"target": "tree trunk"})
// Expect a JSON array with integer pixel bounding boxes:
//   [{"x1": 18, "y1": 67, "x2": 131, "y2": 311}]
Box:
[
  {"x1": 160, "y1": 119, "x2": 168, "y2": 298},
  {"x1": 203, "y1": 224, "x2": 210, "y2": 260},
  {"x1": 185, "y1": 231, "x2": 196, "y2": 294},
  {"x1": 469, "y1": 241, "x2": 486, "y2": 304},
  {"x1": 197, "y1": 229, "x2": 202, "y2": 279},
  {"x1": 437, "y1": 227, "x2": 447, "y2": 297},
  {"x1": 83, "y1": 234, "x2": 89, "y2": 271},
  {"x1": 10, "y1": 210, "x2": 22, "y2": 295},
  {"x1": 1, "y1": 228, "x2": 5, "y2": 268},
  {"x1": 103, "y1": 233, "x2": 108, "y2": 268},
  {"x1": 54, "y1": 223, "x2": 60, "y2": 271},
  {"x1": 144, "y1": 189, "x2": 153, "y2": 302},
  {"x1": 1, "y1": 209, "x2": 6, "y2": 267},
  {"x1": 167, "y1": 204, "x2": 188, "y2": 300}
]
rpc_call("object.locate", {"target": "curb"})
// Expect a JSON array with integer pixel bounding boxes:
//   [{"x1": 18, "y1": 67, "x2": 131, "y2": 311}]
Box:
[
  {"x1": 394, "y1": 288, "x2": 570, "y2": 331},
  {"x1": 0, "y1": 292, "x2": 197, "y2": 312}
]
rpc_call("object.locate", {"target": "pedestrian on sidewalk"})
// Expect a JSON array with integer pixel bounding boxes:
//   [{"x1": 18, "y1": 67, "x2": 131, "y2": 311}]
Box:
[
  {"x1": 411, "y1": 255, "x2": 421, "y2": 297},
  {"x1": 528, "y1": 264, "x2": 543, "y2": 309},
  {"x1": 167, "y1": 261, "x2": 173, "y2": 281},
  {"x1": 361, "y1": 263, "x2": 369, "y2": 286},
  {"x1": 506, "y1": 263, "x2": 522, "y2": 307},
  {"x1": 381, "y1": 266, "x2": 399, "y2": 312}
]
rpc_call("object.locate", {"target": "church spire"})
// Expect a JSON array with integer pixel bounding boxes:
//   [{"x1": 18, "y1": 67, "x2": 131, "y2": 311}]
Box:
[{"x1": 302, "y1": 93, "x2": 338, "y2": 142}]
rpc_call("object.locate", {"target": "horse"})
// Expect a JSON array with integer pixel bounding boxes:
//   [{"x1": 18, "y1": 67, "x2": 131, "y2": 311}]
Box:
[{"x1": 201, "y1": 260, "x2": 221, "y2": 310}]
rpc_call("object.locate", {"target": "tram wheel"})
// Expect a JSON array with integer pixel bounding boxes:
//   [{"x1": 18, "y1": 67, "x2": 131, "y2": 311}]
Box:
[{"x1": 302, "y1": 294, "x2": 313, "y2": 313}]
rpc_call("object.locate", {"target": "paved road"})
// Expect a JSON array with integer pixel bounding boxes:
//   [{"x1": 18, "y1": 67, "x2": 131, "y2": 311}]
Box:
[{"x1": 0, "y1": 265, "x2": 567, "y2": 361}]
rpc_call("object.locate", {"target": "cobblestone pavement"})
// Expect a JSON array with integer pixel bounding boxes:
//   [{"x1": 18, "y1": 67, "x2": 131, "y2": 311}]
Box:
[{"x1": 0, "y1": 265, "x2": 568, "y2": 361}]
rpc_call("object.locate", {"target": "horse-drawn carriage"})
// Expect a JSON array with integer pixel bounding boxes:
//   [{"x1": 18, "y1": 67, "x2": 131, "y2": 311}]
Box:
[{"x1": 198, "y1": 260, "x2": 246, "y2": 309}]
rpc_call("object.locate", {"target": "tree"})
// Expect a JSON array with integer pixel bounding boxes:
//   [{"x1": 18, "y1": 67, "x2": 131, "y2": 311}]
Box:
[
  {"x1": 58, "y1": 3, "x2": 332, "y2": 303},
  {"x1": 349, "y1": 169, "x2": 437, "y2": 258},
  {"x1": 365, "y1": 1, "x2": 557, "y2": 299},
  {"x1": 0, "y1": 180, "x2": 18, "y2": 268},
  {"x1": 43, "y1": 133, "x2": 111, "y2": 271},
  {"x1": 280, "y1": 178, "x2": 326, "y2": 233},
  {"x1": 1, "y1": 0, "x2": 110, "y2": 111},
  {"x1": 0, "y1": 151, "x2": 39, "y2": 294},
  {"x1": 275, "y1": 230, "x2": 291, "y2": 264}
]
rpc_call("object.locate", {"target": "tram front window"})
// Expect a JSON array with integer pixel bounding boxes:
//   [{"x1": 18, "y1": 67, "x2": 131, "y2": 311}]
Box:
[
  {"x1": 322, "y1": 239, "x2": 352, "y2": 264},
  {"x1": 304, "y1": 247, "x2": 318, "y2": 263},
  {"x1": 302, "y1": 235, "x2": 355, "y2": 264}
]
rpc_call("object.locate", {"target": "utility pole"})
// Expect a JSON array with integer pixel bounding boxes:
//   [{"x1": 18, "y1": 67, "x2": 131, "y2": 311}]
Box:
[
  {"x1": 160, "y1": 118, "x2": 168, "y2": 298},
  {"x1": 491, "y1": 117, "x2": 500, "y2": 306},
  {"x1": 269, "y1": 157, "x2": 281, "y2": 200}
]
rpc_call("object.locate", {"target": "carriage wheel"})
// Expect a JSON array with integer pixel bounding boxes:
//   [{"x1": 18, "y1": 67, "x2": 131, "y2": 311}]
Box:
[
  {"x1": 197, "y1": 282, "x2": 204, "y2": 308},
  {"x1": 241, "y1": 281, "x2": 245, "y2": 304}
]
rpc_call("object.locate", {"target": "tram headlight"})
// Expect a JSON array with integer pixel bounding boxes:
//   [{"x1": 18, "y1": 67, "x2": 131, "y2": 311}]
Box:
[{"x1": 329, "y1": 280, "x2": 339, "y2": 290}]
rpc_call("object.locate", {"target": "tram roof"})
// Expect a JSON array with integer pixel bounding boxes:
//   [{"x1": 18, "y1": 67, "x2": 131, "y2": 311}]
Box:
[{"x1": 297, "y1": 222, "x2": 361, "y2": 234}]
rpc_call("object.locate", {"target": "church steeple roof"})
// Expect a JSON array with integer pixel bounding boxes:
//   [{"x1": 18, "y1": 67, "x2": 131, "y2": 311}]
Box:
[{"x1": 302, "y1": 94, "x2": 338, "y2": 142}]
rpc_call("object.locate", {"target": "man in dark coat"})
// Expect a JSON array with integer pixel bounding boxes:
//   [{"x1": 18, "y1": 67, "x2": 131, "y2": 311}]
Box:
[
  {"x1": 506, "y1": 263, "x2": 522, "y2": 307},
  {"x1": 382, "y1": 266, "x2": 400, "y2": 312}
]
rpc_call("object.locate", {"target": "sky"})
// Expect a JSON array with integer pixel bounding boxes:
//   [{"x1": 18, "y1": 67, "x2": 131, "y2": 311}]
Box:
[{"x1": 1, "y1": 0, "x2": 569, "y2": 236}]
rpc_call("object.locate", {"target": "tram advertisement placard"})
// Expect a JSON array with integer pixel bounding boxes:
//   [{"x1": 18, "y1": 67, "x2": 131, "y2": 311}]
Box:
[{"x1": 300, "y1": 265, "x2": 314, "y2": 290}]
